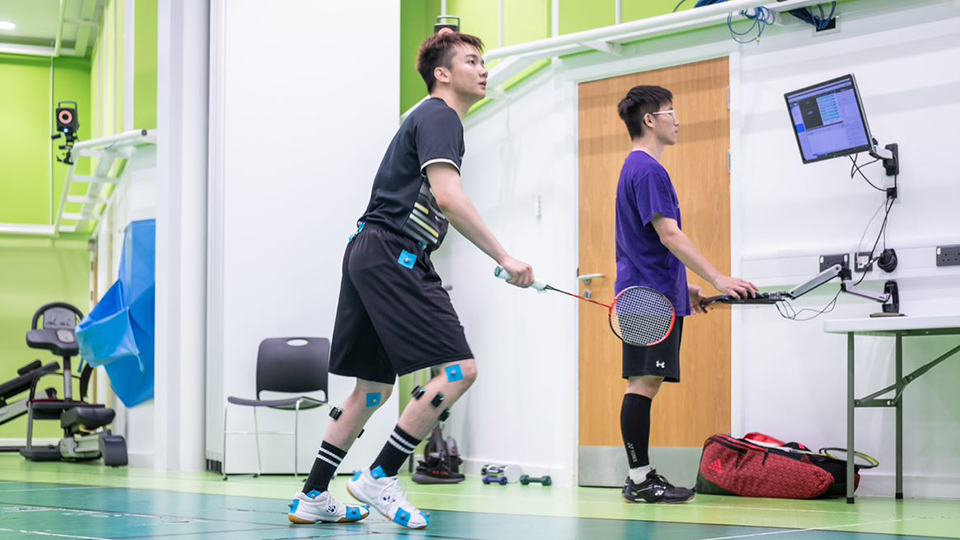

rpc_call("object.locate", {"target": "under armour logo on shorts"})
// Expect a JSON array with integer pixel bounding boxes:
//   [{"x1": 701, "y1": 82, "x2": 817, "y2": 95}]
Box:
[{"x1": 656, "y1": 361, "x2": 665, "y2": 369}]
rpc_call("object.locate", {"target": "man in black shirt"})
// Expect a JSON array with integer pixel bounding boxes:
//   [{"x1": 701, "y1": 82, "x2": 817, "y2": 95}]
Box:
[{"x1": 288, "y1": 30, "x2": 535, "y2": 529}]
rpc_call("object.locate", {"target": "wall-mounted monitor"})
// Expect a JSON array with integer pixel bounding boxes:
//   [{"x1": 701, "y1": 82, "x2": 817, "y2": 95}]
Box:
[{"x1": 785, "y1": 74, "x2": 874, "y2": 164}]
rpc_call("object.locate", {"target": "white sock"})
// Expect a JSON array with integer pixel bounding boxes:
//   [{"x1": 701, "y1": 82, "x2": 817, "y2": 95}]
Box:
[{"x1": 629, "y1": 465, "x2": 653, "y2": 483}]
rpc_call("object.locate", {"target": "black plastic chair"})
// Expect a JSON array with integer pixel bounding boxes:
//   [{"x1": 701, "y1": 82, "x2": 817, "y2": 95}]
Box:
[{"x1": 222, "y1": 337, "x2": 329, "y2": 478}]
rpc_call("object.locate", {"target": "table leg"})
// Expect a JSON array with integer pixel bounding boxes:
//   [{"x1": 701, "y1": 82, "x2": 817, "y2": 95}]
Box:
[
  {"x1": 896, "y1": 333, "x2": 903, "y2": 500},
  {"x1": 847, "y1": 332, "x2": 856, "y2": 504}
]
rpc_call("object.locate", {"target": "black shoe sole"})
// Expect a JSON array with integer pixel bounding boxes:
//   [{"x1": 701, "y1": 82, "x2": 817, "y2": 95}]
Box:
[
  {"x1": 412, "y1": 472, "x2": 465, "y2": 484},
  {"x1": 622, "y1": 492, "x2": 695, "y2": 504}
]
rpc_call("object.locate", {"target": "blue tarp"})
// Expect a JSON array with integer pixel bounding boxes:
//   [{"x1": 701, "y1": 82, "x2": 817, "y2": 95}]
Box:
[{"x1": 77, "y1": 219, "x2": 155, "y2": 407}]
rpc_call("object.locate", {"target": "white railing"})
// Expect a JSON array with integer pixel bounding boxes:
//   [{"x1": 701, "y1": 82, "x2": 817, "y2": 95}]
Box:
[{"x1": 0, "y1": 129, "x2": 156, "y2": 238}]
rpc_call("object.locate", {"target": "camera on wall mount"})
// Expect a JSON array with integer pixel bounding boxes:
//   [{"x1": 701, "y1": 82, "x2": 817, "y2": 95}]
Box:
[
  {"x1": 434, "y1": 15, "x2": 460, "y2": 34},
  {"x1": 51, "y1": 101, "x2": 79, "y2": 165}
]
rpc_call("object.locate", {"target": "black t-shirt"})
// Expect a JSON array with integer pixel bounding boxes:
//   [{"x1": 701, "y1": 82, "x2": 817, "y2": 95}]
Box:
[{"x1": 359, "y1": 98, "x2": 464, "y2": 251}]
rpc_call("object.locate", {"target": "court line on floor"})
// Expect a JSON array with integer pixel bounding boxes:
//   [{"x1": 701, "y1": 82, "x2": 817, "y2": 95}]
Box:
[
  {"x1": 0, "y1": 502, "x2": 265, "y2": 527},
  {"x1": 699, "y1": 517, "x2": 920, "y2": 540},
  {"x1": 402, "y1": 489, "x2": 897, "y2": 517},
  {"x1": 0, "y1": 486, "x2": 103, "y2": 493},
  {"x1": 113, "y1": 527, "x2": 372, "y2": 540},
  {"x1": 0, "y1": 527, "x2": 111, "y2": 540}
]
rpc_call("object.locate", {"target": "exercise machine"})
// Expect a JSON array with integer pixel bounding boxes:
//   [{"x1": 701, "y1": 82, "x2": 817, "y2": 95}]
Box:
[
  {"x1": 20, "y1": 302, "x2": 128, "y2": 467},
  {"x1": 0, "y1": 360, "x2": 59, "y2": 451}
]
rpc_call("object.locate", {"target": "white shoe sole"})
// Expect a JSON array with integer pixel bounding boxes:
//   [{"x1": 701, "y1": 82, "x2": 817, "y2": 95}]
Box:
[{"x1": 347, "y1": 481, "x2": 427, "y2": 530}]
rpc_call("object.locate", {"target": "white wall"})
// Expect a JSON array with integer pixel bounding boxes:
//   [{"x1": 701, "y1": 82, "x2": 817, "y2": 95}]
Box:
[
  {"x1": 433, "y1": 76, "x2": 582, "y2": 484},
  {"x1": 205, "y1": 0, "x2": 401, "y2": 474},
  {"x1": 155, "y1": 0, "x2": 210, "y2": 472},
  {"x1": 435, "y1": 0, "x2": 960, "y2": 495},
  {"x1": 731, "y1": 0, "x2": 960, "y2": 499}
]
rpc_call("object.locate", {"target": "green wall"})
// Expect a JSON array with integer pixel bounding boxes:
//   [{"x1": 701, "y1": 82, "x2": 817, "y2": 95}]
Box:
[
  {"x1": 399, "y1": 0, "x2": 691, "y2": 114},
  {"x1": 134, "y1": 0, "x2": 158, "y2": 130},
  {"x1": 90, "y1": 0, "x2": 158, "y2": 136},
  {"x1": 91, "y1": 0, "x2": 124, "y2": 138},
  {"x1": 0, "y1": 56, "x2": 91, "y2": 225},
  {"x1": 0, "y1": 55, "x2": 53, "y2": 225},
  {"x1": 400, "y1": 0, "x2": 441, "y2": 115}
]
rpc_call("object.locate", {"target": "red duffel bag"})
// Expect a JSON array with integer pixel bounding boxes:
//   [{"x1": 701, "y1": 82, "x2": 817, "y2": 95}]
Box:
[{"x1": 695, "y1": 433, "x2": 861, "y2": 499}]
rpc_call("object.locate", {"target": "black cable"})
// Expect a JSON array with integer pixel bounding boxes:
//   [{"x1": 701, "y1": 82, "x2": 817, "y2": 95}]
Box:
[
  {"x1": 775, "y1": 288, "x2": 842, "y2": 322},
  {"x1": 883, "y1": 177, "x2": 894, "y2": 249},
  {"x1": 849, "y1": 154, "x2": 885, "y2": 192},
  {"x1": 850, "y1": 198, "x2": 890, "y2": 287},
  {"x1": 780, "y1": 157, "x2": 896, "y2": 321},
  {"x1": 853, "y1": 196, "x2": 893, "y2": 286}
]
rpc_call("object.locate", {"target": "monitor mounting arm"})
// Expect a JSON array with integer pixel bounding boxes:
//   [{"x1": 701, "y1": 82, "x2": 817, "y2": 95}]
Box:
[
  {"x1": 869, "y1": 141, "x2": 899, "y2": 177},
  {"x1": 787, "y1": 263, "x2": 898, "y2": 313},
  {"x1": 838, "y1": 267, "x2": 890, "y2": 303}
]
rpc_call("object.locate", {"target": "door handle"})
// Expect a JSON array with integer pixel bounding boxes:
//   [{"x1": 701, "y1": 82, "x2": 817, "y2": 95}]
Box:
[{"x1": 577, "y1": 273, "x2": 605, "y2": 285}]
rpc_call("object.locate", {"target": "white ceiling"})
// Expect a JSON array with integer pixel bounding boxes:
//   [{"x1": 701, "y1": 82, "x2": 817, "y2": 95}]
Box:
[{"x1": 0, "y1": 0, "x2": 104, "y2": 57}]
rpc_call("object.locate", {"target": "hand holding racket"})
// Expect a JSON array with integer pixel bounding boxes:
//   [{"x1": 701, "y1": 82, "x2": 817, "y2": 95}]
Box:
[
  {"x1": 494, "y1": 267, "x2": 675, "y2": 347},
  {"x1": 496, "y1": 255, "x2": 536, "y2": 288}
]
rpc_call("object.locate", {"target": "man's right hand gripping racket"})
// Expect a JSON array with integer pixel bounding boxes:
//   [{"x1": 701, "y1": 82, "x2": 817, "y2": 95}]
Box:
[{"x1": 494, "y1": 266, "x2": 675, "y2": 347}]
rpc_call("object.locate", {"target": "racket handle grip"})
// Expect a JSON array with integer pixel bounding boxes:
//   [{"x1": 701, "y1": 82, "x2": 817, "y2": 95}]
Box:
[{"x1": 493, "y1": 266, "x2": 547, "y2": 291}]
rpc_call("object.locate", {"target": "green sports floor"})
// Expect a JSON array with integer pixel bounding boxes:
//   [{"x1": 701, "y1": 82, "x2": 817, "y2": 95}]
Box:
[{"x1": 0, "y1": 455, "x2": 957, "y2": 540}]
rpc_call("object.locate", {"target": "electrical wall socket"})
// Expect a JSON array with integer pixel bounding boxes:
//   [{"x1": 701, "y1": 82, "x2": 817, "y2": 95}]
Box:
[
  {"x1": 820, "y1": 253, "x2": 850, "y2": 272},
  {"x1": 936, "y1": 245, "x2": 960, "y2": 267},
  {"x1": 855, "y1": 251, "x2": 874, "y2": 273}
]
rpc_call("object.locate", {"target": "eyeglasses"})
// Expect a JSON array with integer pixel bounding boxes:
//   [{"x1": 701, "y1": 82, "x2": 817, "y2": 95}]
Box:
[{"x1": 650, "y1": 109, "x2": 678, "y2": 121}]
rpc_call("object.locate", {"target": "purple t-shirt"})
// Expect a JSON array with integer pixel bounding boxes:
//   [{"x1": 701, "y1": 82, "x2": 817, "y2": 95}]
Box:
[{"x1": 615, "y1": 151, "x2": 691, "y2": 317}]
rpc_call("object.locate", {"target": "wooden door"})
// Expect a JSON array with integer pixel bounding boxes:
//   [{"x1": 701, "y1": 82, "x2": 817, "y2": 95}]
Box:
[{"x1": 578, "y1": 58, "x2": 731, "y2": 482}]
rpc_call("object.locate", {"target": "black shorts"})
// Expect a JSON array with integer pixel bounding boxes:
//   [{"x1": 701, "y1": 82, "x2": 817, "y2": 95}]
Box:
[
  {"x1": 622, "y1": 317, "x2": 683, "y2": 382},
  {"x1": 329, "y1": 224, "x2": 473, "y2": 384}
]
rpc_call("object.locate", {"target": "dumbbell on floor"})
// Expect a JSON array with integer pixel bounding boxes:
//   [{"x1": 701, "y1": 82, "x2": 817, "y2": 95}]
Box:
[
  {"x1": 481, "y1": 464, "x2": 522, "y2": 483},
  {"x1": 520, "y1": 474, "x2": 552, "y2": 486},
  {"x1": 482, "y1": 475, "x2": 508, "y2": 485}
]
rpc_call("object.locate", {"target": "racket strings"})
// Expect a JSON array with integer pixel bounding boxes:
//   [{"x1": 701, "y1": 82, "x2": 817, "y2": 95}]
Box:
[{"x1": 611, "y1": 287, "x2": 675, "y2": 346}]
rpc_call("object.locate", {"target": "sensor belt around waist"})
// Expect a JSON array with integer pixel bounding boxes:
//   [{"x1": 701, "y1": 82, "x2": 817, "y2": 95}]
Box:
[{"x1": 401, "y1": 181, "x2": 447, "y2": 248}]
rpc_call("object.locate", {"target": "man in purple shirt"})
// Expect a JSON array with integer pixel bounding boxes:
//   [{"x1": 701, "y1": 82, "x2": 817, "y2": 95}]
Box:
[{"x1": 615, "y1": 86, "x2": 757, "y2": 504}]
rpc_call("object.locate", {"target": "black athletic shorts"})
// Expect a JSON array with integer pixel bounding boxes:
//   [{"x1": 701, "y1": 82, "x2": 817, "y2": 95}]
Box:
[
  {"x1": 622, "y1": 317, "x2": 683, "y2": 382},
  {"x1": 329, "y1": 223, "x2": 473, "y2": 384}
]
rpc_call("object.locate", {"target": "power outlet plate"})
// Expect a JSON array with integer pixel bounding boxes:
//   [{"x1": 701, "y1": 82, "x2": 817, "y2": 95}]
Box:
[
  {"x1": 820, "y1": 253, "x2": 850, "y2": 273},
  {"x1": 855, "y1": 251, "x2": 874, "y2": 273},
  {"x1": 936, "y1": 245, "x2": 960, "y2": 267}
]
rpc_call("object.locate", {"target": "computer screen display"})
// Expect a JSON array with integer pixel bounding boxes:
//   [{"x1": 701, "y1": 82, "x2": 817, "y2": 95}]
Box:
[{"x1": 784, "y1": 74, "x2": 873, "y2": 163}]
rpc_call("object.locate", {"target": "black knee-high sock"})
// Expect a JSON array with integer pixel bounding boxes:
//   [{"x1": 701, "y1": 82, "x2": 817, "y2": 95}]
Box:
[
  {"x1": 302, "y1": 441, "x2": 347, "y2": 494},
  {"x1": 370, "y1": 425, "x2": 421, "y2": 477},
  {"x1": 620, "y1": 393, "x2": 652, "y2": 469}
]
